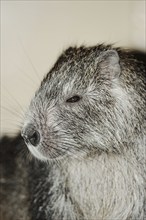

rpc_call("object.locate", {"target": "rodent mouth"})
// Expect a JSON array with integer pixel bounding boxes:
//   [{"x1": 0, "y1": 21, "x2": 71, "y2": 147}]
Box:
[
  {"x1": 27, "y1": 144, "x2": 48, "y2": 161},
  {"x1": 27, "y1": 143, "x2": 67, "y2": 161}
]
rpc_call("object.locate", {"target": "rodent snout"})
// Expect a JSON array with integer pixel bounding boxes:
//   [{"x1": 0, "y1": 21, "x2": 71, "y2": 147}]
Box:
[{"x1": 21, "y1": 126, "x2": 40, "y2": 147}]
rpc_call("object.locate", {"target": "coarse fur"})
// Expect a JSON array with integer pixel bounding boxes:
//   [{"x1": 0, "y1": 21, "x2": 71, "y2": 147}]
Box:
[{"x1": 1, "y1": 44, "x2": 146, "y2": 220}]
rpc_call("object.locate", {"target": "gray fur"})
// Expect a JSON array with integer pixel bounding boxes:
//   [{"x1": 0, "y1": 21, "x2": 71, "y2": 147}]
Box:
[{"x1": 7, "y1": 45, "x2": 146, "y2": 219}]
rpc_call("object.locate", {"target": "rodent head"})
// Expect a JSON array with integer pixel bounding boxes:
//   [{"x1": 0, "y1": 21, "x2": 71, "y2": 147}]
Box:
[{"x1": 22, "y1": 45, "x2": 131, "y2": 161}]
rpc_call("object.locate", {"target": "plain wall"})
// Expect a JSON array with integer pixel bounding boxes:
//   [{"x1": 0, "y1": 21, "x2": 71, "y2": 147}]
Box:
[{"x1": 1, "y1": 1, "x2": 145, "y2": 136}]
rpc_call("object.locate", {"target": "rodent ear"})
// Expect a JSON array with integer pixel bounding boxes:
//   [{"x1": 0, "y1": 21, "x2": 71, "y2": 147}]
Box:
[{"x1": 98, "y1": 50, "x2": 121, "y2": 79}]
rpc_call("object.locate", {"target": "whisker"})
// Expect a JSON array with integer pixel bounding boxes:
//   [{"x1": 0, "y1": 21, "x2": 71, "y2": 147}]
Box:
[
  {"x1": 1, "y1": 118, "x2": 23, "y2": 126},
  {"x1": 2, "y1": 85, "x2": 25, "y2": 115},
  {"x1": 16, "y1": 66, "x2": 39, "y2": 88},
  {"x1": 18, "y1": 38, "x2": 41, "y2": 83},
  {"x1": 1, "y1": 106, "x2": 24, "y2": 120}
]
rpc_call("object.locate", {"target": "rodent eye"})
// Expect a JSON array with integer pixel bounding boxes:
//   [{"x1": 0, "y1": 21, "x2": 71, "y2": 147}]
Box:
[{"x1": 66, "y1": 95, "x2": 81, "y2": 103}]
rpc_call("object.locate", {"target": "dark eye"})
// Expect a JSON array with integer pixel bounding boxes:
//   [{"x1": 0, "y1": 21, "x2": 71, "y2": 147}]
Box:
[{"x1": 66, "y1": 95, "x2": 81, "y2": 103}]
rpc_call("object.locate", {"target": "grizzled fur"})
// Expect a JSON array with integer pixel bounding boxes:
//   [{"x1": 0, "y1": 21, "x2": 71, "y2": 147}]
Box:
[{"x1": 1, "y1": 44, "x2": 146, "y2": 220}]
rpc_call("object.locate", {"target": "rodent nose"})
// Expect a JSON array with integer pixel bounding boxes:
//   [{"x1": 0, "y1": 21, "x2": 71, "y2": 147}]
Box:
[{"x1": 22, "y1": 129, "x2": 40, "y2": 147}]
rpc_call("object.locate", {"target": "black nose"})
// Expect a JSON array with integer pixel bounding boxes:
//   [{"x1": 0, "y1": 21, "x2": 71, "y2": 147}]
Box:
[{"x1": 22, "y1": 129, "x2": 40, "y2": 147}]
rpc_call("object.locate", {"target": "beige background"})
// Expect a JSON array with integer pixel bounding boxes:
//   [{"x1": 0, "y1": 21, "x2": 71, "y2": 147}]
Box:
[{"x1": 1, "y1": 1, "x2": 145, "y2": 136}]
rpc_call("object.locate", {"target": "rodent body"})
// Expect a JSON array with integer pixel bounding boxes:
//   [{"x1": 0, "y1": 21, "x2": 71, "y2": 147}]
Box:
[
  {"x1": 0, "y1": 44, "x2": 146, "y2": 219},
  {"x1": 29, "y1": 154, "x2": 145, "y2": 220}
]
